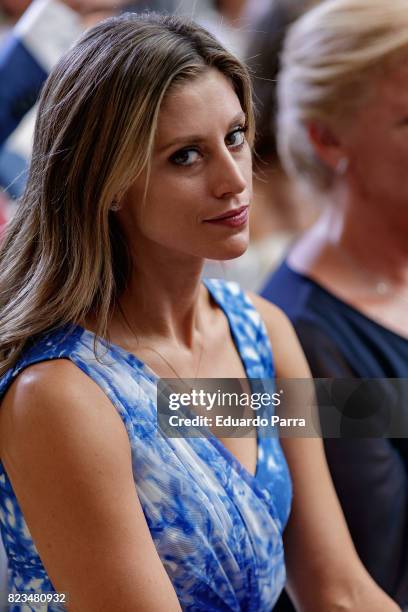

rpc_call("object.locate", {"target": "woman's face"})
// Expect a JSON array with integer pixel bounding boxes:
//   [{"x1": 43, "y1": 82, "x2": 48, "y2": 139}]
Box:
[
  {"x1": 120, "y1": 68, "x2": 253, "y2": 263},
  {"x1": 341, "y1": 56, "x2": 408, "y2": 211}
]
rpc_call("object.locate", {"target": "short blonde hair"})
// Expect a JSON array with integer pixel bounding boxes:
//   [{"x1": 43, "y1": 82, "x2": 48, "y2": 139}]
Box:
[{"x1": 277, "y1": 0, "x2": 408, "y2": 189}]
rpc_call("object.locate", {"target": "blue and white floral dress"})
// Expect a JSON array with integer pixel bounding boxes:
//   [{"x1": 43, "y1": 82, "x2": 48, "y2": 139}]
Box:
[{"x1": 0, "y1": 280, "x2": 292, "y2": 611}]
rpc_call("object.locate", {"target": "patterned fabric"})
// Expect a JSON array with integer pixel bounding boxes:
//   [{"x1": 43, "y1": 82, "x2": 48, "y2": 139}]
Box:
[{"x1": 0, "y1": 279, "x2": 292, "y2": 611}]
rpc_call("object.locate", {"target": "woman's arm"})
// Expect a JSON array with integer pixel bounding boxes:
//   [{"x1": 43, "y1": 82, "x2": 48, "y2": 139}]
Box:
[
  {"x1": 250, "y1": 295, "x2": 400, "y2": 612},
  {"x1": 0, "y1": 360, "x2": 181, "y2": 612}
]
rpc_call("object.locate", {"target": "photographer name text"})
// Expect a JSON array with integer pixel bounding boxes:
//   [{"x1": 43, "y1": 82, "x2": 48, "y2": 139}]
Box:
[{"x1": 167, "y1": 414, "x2": 306, "y2": 428}]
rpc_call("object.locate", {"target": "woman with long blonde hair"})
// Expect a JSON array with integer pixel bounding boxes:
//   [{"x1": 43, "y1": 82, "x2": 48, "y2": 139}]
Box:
[{"x1": 0, "y1": 12, "x2": 400, "y2": 611}]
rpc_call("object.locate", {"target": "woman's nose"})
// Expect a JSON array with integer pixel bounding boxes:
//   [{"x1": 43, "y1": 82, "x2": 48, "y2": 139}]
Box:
[{"x1": 212, "y1": 149, "x2": 248, "y2": 199}]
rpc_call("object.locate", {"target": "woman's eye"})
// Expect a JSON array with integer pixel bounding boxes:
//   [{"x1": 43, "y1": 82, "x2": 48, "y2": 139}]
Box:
[
  {"x1": 226, "y1": 126, "x2": 247, "y2": 148},
  {"x1": 170, "y1": 148, "x2": 201, "y2": 166}
]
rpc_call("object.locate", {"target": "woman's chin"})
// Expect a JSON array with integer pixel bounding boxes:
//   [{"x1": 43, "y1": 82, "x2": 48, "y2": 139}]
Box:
[{"x1": 206, "y1": 236, "x2": 249, "y2": 261}]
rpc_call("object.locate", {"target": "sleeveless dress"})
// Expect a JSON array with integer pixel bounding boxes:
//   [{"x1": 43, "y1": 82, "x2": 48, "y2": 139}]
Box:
[{"x1": 0, "y1": 279, "x2": 292, "y2": 611}]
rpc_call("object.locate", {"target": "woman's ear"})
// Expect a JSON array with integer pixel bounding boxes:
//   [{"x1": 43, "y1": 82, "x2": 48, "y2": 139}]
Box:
[{"x1": 307, "y1": 120, "x2": 347, "y2": 172}]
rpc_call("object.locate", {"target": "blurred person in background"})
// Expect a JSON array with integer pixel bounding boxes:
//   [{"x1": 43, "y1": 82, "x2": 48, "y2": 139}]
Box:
[
  {"x1": 0, "y1": 0, "x2": 133, "y2": 233},
  {"x1": 0, "y1": 0, "x2": 148, "y2": 147},
  {"x1": 0, "y1": 1, "x2": 82, "y2": 209},
  {"x1": 170, "y1": 0, "x2": 271, "y2": 59},
  {"x1": 262, "y1": 0, "x2": 408, "y2": 607},
  {"x1": 193, "y1": 0, "x2": 272, "y2": 58}
]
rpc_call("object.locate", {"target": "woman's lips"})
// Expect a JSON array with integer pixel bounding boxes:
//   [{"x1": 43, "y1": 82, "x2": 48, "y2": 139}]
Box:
[{"x1": 203, "y1": 205, "x2": 249, "y2": 228}]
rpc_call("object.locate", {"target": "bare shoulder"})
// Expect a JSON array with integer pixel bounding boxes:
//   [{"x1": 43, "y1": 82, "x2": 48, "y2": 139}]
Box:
[
  {"x1": 247, "y1": 292, "x2": 311, "y2": 378},
  {"x1": 0, "y1": 359, "x2": 126, "y2": 458},
  {"x1": 247, "y1": 292, "x2": 298, "y2": 350},
  {"x1": 2, "y1": 358, "x2": 98, "y2": 400},
  {"x1": 0, "y1": 363, "x2": 181, "y2": 610},
  {"x1": 247, "y1": 293, "x2": 292, "y2": 336}
]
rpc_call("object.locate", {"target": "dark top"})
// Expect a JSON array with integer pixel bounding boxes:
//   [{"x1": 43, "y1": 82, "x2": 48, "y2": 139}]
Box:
[{"x1": 262, "y1": 261, "x2": 408, "y2": 607}]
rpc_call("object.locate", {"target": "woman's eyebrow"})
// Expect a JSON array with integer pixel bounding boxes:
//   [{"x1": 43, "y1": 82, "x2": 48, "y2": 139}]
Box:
[{"x1": 157, "y1": 111, "x2": 246, "y2": 152}]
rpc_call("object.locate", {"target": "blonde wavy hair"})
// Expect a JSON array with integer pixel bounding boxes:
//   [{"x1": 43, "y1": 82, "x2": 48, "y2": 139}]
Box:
[
  {"x1": 0, "y1": 12, "x2": 254, "y2": 375},
  {"x1": 277, "y1": 0, "x2": 408, "y2": 189}
]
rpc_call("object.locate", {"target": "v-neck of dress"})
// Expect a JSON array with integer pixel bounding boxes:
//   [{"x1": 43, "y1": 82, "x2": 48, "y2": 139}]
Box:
[{"x1": 73, "y1": 280, "x2": 270, "y2": 492}]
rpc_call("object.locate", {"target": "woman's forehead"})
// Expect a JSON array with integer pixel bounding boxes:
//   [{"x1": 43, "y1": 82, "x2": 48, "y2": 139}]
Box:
[{"x1": 156, "y1": 69, "x2": 243, "y2": 142}]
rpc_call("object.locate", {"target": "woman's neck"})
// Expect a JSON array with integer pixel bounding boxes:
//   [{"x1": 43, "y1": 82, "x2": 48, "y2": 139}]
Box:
[
  {"x1": 288, "y1": 190, "x2": 408, "y2": 337},
  {"x1": 290, "y1": 191, "x2": 408, "y2": 288},
  {"x1": 114, "y1": 248, "x2": 207, "y2": 349}
]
